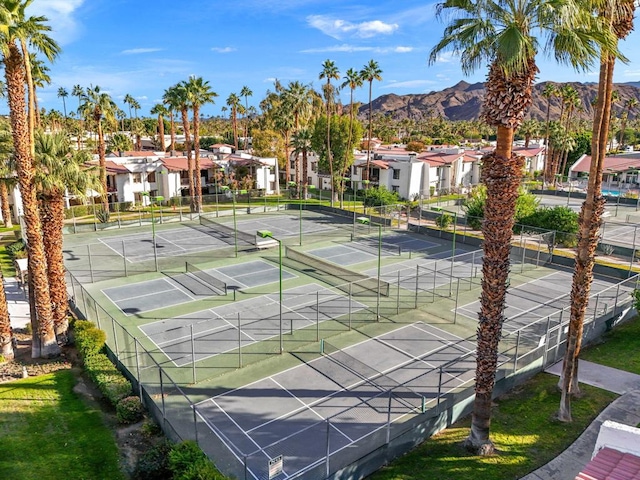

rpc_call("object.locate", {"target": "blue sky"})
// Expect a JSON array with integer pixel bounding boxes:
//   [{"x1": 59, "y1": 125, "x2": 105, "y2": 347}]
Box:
[{"x1": 8, "y1": 0, "x2": 640, "y2": 118}]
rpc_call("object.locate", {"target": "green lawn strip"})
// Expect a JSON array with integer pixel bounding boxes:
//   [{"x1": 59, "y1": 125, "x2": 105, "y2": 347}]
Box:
[
  {"x1": 580, "y1": 316, "x2": 640, "y2": 375},
  {"x1": 0, "y1": 370, "x2": 123, "y2": 480},
  {"x1": 370, "y1": 373, "x2": 617, "y2": 480},
  {"x1": 0, "y1": 225, "x2": 20, "y2": 277}
]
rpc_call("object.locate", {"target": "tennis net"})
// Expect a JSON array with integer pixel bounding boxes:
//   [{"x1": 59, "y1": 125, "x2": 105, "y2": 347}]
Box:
[
  {"x1": 198, "y1": 216, "x2": 256, "y2": 246},
  {"x1": 350, "y1": 233, "x2": 402, "y2": 256},
  {"x1": 185, "y1": 262, "x2": 227, "y2": 295}
]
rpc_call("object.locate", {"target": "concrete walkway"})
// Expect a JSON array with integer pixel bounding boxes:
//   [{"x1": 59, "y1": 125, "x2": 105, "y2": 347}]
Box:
[
  {"x1": 5, "y1": 277, "x2": 30, "y2": 329},
  {"x1": 520, "y1": 360, "x2": 640, "y2": 480}
]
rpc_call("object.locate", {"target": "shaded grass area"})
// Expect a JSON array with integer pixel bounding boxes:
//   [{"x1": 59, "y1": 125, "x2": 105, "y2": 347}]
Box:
[
  {"x1": 580, "y1": 316, "x2": 640, "y2": 375},
  {"x1": 0, "y1": 370, "x2": 123, "y2": 480},
  {"x1": 0, "y1": 225, "x2": 20, "y2": 277},
  {"x1": 370, "y1": 374, "x2": 616, "y2": 480}
]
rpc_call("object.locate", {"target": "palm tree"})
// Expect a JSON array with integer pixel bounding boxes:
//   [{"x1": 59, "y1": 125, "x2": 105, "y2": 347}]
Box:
[
  {"x1": 150, "y1": 104, "x2": 168, "y2": 151},
  {"x1": 0, "y1": 118, "x2": 14, "y2": 228},
  {"x1": 34, "y1": 131, "x2": 100, "y2": 341},
  {"x1": 165, "y1": 83, "x2": 195, "y2": 208},
  {"x1": 291, "y1": 127, "x2": 313, "y2": 199},
  {"x1": 29, "y1": 54, "x2": 51, "y2": 127},
  {"x1": 184, "y1": 76, "x2": 217, "y2": 212},
  {"x1": 240, "y1": 86, "x2": 253, "y2": 150},
  {"x1": 360, "y1": 60, "x2": 382, "y2": 185},
  {"x1": 1, "y1": 0, "x2": 59, "y2": 358},
  {"x1": 341, "y1": 68, "x2": 363, "y2": 159},
  {"x1": 319, "y1": 60, "x2": 340, "y2": 204},
  {"x1": 123, "y1": 93, "x2": 134, "y2": 120},
  {"x1": 78, "y1": 85, "x2": 117, "y2": 211},
  {"x1": 619, "y1": 97, "x2": 638, "y2": 147},
  {"x1": 162, "y1": 87, "x2": 178, "y2": 153},
  {"x1": 227, "y1": 93, "x2": 241, "y2": 150},
  {"x1": 57, "y1": 86, "x2": 68, "y2": 120},
  {"x1": 430, "y1": 0, "x2": 611, "y2": 453},
  {"x1": 559, "y1": 0, "x2": 634, "y2": 423}
]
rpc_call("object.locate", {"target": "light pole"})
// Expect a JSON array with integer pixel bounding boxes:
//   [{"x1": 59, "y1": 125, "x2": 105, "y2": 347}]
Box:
[
  {"x1": 358, "y1": 216, "x2": 382, "y2": 320},
  {"x1": 258, "y1": 230, "x2": 283, "y2": 352}
]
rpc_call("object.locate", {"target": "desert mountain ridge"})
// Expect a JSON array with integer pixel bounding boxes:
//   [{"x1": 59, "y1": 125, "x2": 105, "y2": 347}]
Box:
[{"x1": 357, "y1": 80, "x2": 640, "y2": 122}]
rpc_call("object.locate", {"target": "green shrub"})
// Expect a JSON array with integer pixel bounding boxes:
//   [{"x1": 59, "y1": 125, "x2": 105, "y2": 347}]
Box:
[
  {"x1": 463, "y1": 186, "x2": 486, "y2": 230},
  {"x1": 134, "y1": 440, "x2": 172, "y2": 480},
  {"x1": 168, "y1": 441, "x2": 225, "y2": 480},
  {"x1": 116, "y1": 396, "x2": 145, "y2": 424},
  {"x1": 435, "y1": 213, "x2": 453, "y2": 229},
  {"x1": 362, "y1": 186, "x2": 399, "y2": 207},
  {"x1": 140, "y1": 420, "x2": 162, "y2": 439},
  {"x1": 6, "y1": 239, "x2": 26, "y2": 259},
  {"x1": 96, "y1": 208, "x2": 110, "y2": 223},
  {"x1": 75, "y1": 325, "x2": 106, "y2": 358},
  {"x1": 520, "y1": 206, "x2": 579, "y2": 247},
  {"x1": 84, "y1": 353, "x2": 132, "y2": 405},
  {"x1": 633, "y1": 289, "x2": 640, "y2": 312}
]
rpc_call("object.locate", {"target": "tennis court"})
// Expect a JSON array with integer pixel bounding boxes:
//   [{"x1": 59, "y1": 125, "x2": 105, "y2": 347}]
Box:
[
  {"x1": 102, "y1": 259, "x2": 297, "y2": 315},
  {"x1": 194, "y1": 322, "x2": 478, "y2": 480},
  {"x1": 455, "y1": 270, "x2": 632, "y2": 333},
  {"x1": 140, "y1": 283, "x2": 367, "y2": 366}
]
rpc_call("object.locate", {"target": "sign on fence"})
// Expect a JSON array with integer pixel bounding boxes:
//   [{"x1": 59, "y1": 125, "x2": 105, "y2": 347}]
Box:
[{"x1": 268, "y1": 455, "x2": 283, "y2": 479}]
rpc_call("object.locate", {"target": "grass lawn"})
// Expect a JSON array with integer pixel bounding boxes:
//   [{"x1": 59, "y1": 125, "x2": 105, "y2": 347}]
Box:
[
  {"x1": 580, "y1": 316, "x2": 640, "y2": 374},
  {"x1": 0, "y1": 225, "x2": 20, "y2": 277},
  {"x1": 0, "y1": 370, "x2": 123, "y2": 480},
  {"x1": 370, "y1": 374, "x2": 617, "y2": 480}
]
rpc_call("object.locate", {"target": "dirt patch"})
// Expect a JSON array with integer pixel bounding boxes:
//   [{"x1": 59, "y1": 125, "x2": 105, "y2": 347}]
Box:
[{"x1": 0, "y1": 332, "x2": 161, "y2": 479}]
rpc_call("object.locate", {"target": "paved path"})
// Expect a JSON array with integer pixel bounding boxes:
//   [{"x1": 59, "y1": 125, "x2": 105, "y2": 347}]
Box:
[
  {"x1": 520, "y1": 360, "x2": 640, "y2": 480},
  {"x1": 5, "y1": 277, "x2": 30, "y2": 329}
]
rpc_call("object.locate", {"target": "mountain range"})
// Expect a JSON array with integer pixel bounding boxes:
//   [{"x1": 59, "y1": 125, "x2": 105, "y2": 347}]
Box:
[{"x1": 358, "y1": 80, "x2": 640, "y2": 122}]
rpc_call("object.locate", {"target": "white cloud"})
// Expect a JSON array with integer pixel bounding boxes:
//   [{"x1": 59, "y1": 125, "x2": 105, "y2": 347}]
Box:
[
  {"x1": 300, "y1": 44, "x2": 413, "y2": 54},
  {"x1": 433, "y1": 52, "x2": 456, "y2": 63},
  {"x1": 121, "y1": 48, "x2": 163, "y2": 55},
  {"x1": 211, "y1": 47, "x2": 237, "y2": 53},
  {"x1": 27, "y1": 0, "x2": 85, "y2": 45},
  {"x1": 137, "y1": 96, "x2": 148, "y2": 100},
  {"x1": 381, "y1": 80, "x2": 436, "y2": 89},
  {"x1": 307, "y1": 15, "x2": 398, "y2": 39}
]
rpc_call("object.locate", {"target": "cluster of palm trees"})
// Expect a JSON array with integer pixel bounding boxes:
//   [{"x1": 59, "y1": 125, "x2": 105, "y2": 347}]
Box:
[{"x1": 430, "y1": 0, "x2": 635, "y2": 454}]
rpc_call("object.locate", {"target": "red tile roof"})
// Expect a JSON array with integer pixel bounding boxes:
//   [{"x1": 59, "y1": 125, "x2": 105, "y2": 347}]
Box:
[
  {"x1": 572, "y1": 155, "x2": 640, "y2": 174},
  {"x1": 105, "y1": 160, "x2": 129, "y2": 174},
  {"x1": 416, "y1": 152, "x2": 463, "y2": 166},
  {"x1": 514, "y1": 146, "x2": 545, "y2": 157},
  {"x1": 576, "y1": 447, "x2": 640, "y2": 480},
  {"x1": 160, "y1": 157, "x2": 216, "y2": 172}
]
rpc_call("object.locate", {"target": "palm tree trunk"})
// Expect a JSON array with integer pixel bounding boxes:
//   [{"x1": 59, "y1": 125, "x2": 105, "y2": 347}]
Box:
[
  {"x1": 302, "y1": 150, "x2": 309, "y2": 199},
  {"x1": 97, "y1": 122, "x2": 109, "y2": 211},
  {"x1": 180, "y1": 108, "x2": 195, "y2": 211},
  {"x1": 41, "y1": 193, "x2": 70, "y2": 342},
  {"x1": 0, "y1": 182, "x2": 13, "y2": 228},
  {"x1": 20, "y1": 40, "x2": 36, "y2": 157},
  {"x1": 232, "y1": 108, "x2": 238, "y2": 150},
  {"x1": 558, "y1": 53, "x2": 613, "y2": 423},
  {"x1": 170, "y1": 110, "x2": 176, "y2": 153},
  {"x1": 0, "y1": 275, "x2": 14, "y2": 361},
  {"x1": 3, "y1": 42, "x2": 58, "y2": 358},
  {"x1": 193, "y1": 105, "x2": 203, "y2": 213},
  {"x1": 365, "y1": 81, "x2": 373, "y2": 183},
  {"x1": 158, "y1": 114, "x2": 166, "y2": 151},
  {"x1": 466, "y1": 125, "x2": 523, "y2": 454}
]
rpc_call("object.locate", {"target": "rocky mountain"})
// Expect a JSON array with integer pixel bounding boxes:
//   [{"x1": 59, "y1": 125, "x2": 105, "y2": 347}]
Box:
[{"x1": 358, "y1": 80, "x2": 640, "y2": 122}]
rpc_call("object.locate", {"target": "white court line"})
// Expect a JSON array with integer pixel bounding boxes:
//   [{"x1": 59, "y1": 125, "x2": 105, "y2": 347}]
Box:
[{"x1": 153, "y1": 317, "x2": 238, "y2": 347}]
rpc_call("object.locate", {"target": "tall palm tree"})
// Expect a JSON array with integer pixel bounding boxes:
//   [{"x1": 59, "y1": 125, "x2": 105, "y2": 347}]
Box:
[
  {"x1": 319, "y1": 60, "x2": 340, "y2": 204},
  {"x1": 0, "y1": 118, "x2": 14, "y2": 228},
  {"x1": 72, "y1": 84, "x2": 83, "y2": 108},
  {"x1": 360, "y1": 60, "x2": 382, "y2": 185},
  {"x1": 430, "y1": 0, "x2": 612, "y2": 453},
  {"x1": 559, "y1": 0, "x2": 634, "y2": 423},
  {"x1": 123, "y1": 93, "x2": 134, "y2": 120},
  {"x1": 1, "y1": 1, "x2": 59, "y2": 358},
  {"x1": 227, "y1": 93, "x2": 240, "y2": 150},
  {"x1": 57, "y1": 86, "x2": 68, "y2": 120},
  {"x1": 283, "y1": 81, "x2": 313, "y2": 131},
  {"x1": 34, "y1": 131, "x2": 99, "y2": 341},
  {"x1": 341, "y1": 68, "x2": 363, "y2": 159},
  {"x1": 166, "y1": 83, "x2": 195, "y2": 208},
  {"x1": 150, "y1": 103, "x2": 168, "y2": 151},
  {"x1": 240, "y1": 85, "x2": 253, "y2": 150},
  {"x1": 291, "y1": 127, "x2": 313, "y2": 199},
  {"x1": 184, "y1": 76, "x2": 217, "y2": 212},
  {"x1": 78, "y1": 85, "x2": 117, "y2": 211},
  {"x1": 29, "y1": 54, "x2": 51, "y2": 127},
  {"x1": 619, "y1": 97, "x2": 638, "y2": 147},
  {"x1": 162, "y1": 87, "x2": 178, "y2": 153}
]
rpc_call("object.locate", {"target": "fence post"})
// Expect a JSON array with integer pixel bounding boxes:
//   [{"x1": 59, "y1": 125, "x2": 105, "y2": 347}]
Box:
[
  {"x1": 153, "y1": 239, "x2": 159, "y2": 272},
  {"x1": 396, "y1": 270, "x2": 400, "y2": 314},
  {"x1": 87, "y1": 244, "x2": 95, "y2": 283},
  {"x1": 386, "y1": 390, "x2": 393, "y2": 444},
  {"x1": 238, "y1": 313, "x2": 242, "y2": 368},
  {"x1": 122, "y1": 240, "x2": 128, "y2": 277},
  {"x1": 593, "y1": 293, "x2": 600, "y2": 322},
  {"x1": 325, "y1": 419, "x2": 331, "y2": 478},
  {"x1": 348, "y1": 283, "x2": 352, "y2": 330},
  {"x1": 159, "y1": 368, "x2": 166, "y2": 421},
  {"x1": 614, "y1": 284, "x2": 620, "y2": 313},
  {"x1": 454, "y1": 280, "x2": 460, "y2": 324},
  {"x1": 316, "y1": 291, "x2": 320, "y2": 342},
  {"x1": 191, "y1": 324, "x2": 196, "y2": 384},
  {"x1": 134, "y1": 338, "x2": 142, "y2": 398},
  {"x1": 111, "y1": 316, "x2": 119, "y2": 355},
  {"x1": 414, "y1": 265, "x2": 419, "y2": 308},
  {"x1": 193, "y1": 403, "x2": 199, "y2": 444},
  {"x1": 513, "y1": 331, "x2": 520, "y2": 374},
  {"x1": 433, "y1": 261, "x2": 438, "y2": 302}
]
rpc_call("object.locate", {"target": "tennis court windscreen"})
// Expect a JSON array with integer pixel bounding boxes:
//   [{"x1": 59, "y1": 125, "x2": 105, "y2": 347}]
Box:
[
  {"x1": 185, "y1": 262, "x2": 227, "y2": 295},
  {"x1": 199, "y1": 216, "x2": 256, "y2": 245}
]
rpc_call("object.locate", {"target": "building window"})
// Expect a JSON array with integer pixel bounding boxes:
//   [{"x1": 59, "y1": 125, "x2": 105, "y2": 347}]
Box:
[
  {"x1": 308, "y1": 176, "x2": 312, "y2": 186},
  {"x1": 147, "y1": 171, "x2": 156, "y2": 182},
  {"x1": 290, "y1": 174, "x2": 295, "y2": 181},
  {"x1": 290, "y1": 160, "x2": 296, "y2": 169},
  {"x1": 132, "y1": 173, "x2": 142, "y2": 183},
  {"x1": 392, "y1": 169, "x2": 400, "y2": 180},
  {"x1": 391, "y1": 185, "x2": 399, "y2": 193},
  {"x1": 311, "y1": 163, "x2": 317, "y2": 173}
]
